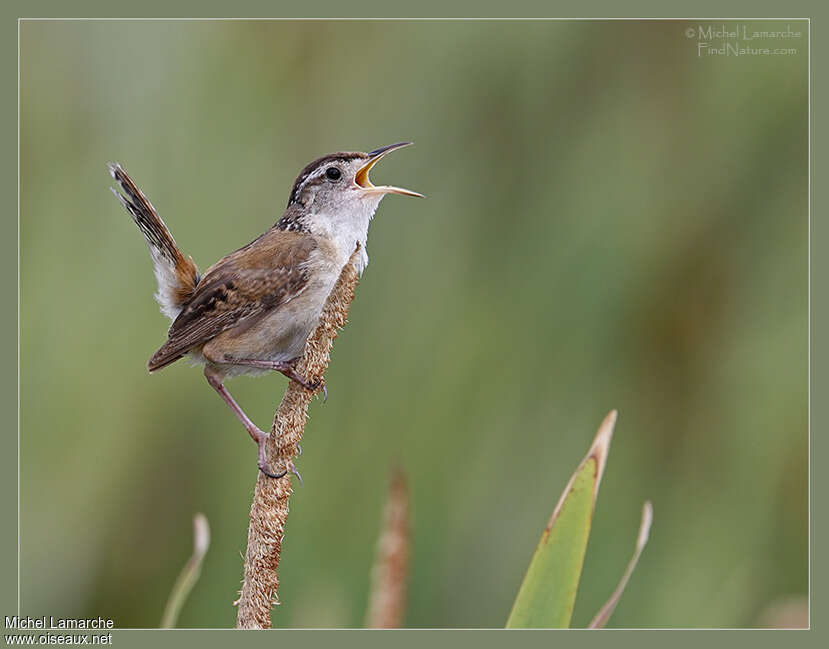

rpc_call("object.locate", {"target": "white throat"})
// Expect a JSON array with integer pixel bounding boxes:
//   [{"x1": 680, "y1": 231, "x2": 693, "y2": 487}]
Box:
[{"x1": 311, "y1": 196, "x2": 383, "y2": 274}]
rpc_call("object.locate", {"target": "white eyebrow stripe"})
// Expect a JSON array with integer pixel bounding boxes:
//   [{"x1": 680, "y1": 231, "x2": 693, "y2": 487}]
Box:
[{"x1": 289, "y1": 166, "x2": 328, "y2": 204}]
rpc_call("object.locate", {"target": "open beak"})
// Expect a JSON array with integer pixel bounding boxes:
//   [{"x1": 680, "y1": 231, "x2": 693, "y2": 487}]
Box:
[{"x1": 355, "y1": 142, "x2": 423, "y2": 198}]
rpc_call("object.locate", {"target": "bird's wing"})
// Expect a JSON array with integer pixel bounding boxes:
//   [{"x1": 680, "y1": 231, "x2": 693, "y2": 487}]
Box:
[{"x1": 147, "y1": 230, "x2": 317, "y2": 371}]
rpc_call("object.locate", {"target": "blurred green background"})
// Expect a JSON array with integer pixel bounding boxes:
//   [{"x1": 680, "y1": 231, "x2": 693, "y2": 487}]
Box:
[{"x1": 20, "y1": 20, "x2": 807, "y2": 628}]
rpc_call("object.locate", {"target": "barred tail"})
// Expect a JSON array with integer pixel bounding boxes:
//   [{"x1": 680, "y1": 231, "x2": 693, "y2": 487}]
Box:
[{"x1": 108, "y1": 163, "x2": 199, "y2": 319}]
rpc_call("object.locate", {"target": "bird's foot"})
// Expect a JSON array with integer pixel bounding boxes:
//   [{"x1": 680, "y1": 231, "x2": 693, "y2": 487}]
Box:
[
  {"x1": 283, "y1": 366, "x2": 324, "y2": 395},
  {"x1": 252, "y1": 429, "x2": 307, "y2": 482},
  {"x1": 280, "y1": 365, "x2": 327, "y2": 401},
  {"x1": 254, "y1": 429, "x2": 287, "y2": 479}
]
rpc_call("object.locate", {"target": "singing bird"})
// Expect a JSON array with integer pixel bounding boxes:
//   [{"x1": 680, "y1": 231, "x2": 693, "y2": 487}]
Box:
[{"x1": 109, "y1": 143, "x2": 421, "y2": 478}]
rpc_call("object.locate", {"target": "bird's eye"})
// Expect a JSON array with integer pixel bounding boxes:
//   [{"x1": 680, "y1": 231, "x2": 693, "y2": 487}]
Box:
[{"x1": 325, "y1": 167, "x2": 342, "y2": 181}]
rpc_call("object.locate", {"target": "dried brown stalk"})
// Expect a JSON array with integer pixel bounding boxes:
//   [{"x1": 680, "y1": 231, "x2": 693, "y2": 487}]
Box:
[
  {"x1": 235, "y1": 247, "x2": 361, "y2": 629},
  {"x1": 364, "y1": 469, "x2": 411, "y2": 628}
]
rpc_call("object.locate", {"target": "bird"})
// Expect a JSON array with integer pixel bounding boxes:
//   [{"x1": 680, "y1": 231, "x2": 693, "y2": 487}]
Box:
[{"x1": 109, "y1": 143, "x2": 422, "y2": 478}]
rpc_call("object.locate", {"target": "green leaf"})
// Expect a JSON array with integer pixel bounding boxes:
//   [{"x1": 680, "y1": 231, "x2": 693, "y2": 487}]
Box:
[{"x1": 506, "y1": 411, "x2": 616, "y2": 628}]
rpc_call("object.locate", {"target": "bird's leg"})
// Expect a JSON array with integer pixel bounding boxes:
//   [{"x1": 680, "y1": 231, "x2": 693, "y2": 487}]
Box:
[
  {"x1": 234, "y1": 357, "x2": 318, "y2": 389},
  {"x1": 224, "y1": 357, "x2": 327, "y2": 401},
  {"x1": 203, "y1": 366, "x2": 286, "y2": 479}
]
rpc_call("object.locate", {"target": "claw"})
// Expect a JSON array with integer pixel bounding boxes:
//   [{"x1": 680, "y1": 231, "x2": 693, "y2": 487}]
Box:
[
  {"x1": 289, "y1": 462, "x2": 303, "y2": 486},
  {"x1": 304, "y1": 377, "x2": 327, "y2": 402},
  {"x1": 258, "y1": 461, "x2": 287, "y2": 479}
]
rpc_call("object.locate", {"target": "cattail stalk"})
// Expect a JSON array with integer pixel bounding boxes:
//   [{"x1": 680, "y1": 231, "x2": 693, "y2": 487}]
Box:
[
  {"x1": 235, "y1": 247, "x2": 361, "y2": 629},
  {"x1": 364, "y1": 469, "x2": 411, "y2": 628}
]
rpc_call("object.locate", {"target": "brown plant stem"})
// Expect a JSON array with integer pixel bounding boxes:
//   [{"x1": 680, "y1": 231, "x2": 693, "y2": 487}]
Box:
[
  {"x1": 235, "y1": 247, "x2": 361, "y2": 629},
  {"x1": 364, "y1": 468, "x2": 410, "y2": 628}
]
